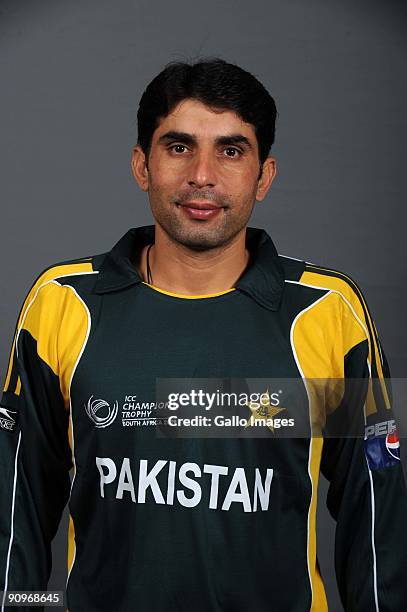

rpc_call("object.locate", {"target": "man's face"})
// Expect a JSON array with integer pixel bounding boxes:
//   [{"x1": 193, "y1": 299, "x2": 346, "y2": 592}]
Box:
[{"x1": 132, "y1": 98, "x2": 276, "y2": 250}]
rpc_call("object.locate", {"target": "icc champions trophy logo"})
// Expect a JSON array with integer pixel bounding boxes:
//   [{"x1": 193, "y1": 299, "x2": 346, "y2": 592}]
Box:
[{"x1": 85, "y1": 395, "x2": 118, "y2": 428}]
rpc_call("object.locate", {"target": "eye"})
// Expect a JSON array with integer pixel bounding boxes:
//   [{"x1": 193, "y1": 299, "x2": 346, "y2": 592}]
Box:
[
  {"x1": 223, "y1": 147, "x2": 242, "y2": 158},
  {"x1": 169, "y1": 144, "x2": 188, "y2": 154}
]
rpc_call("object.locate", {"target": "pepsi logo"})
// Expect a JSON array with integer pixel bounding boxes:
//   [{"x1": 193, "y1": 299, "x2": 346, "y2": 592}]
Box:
[{"x1": 386, "y1": 431, "x2": 400, "y2": 461}]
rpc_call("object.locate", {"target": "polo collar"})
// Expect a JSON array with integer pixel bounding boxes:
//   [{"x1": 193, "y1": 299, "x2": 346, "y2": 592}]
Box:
[{"x1": 93, "y1": 224, "x2": 285, "y2": 311}]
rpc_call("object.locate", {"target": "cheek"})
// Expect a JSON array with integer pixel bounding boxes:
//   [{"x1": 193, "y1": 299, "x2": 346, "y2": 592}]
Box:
[
  {"x1": 149, "y1": 155, "x2": 185, "y2": 188},
  {"x1": 222, "y1": 167, "x2": 259, "y2": 195},
  {"x1": 221, "y1": 159, "x2": 259, "y2": 181}
]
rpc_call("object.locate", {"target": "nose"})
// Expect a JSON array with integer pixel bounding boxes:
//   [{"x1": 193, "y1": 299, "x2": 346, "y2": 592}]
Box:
[{"x1": 187, "y1": 150, "x2": 216, "y2": 188}]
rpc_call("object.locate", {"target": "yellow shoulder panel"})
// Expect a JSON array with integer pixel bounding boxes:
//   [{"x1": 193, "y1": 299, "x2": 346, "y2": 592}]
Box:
[
  {"x1": 3, "y1": 261, "x2": 93, "y2": 403},
  {"x1": 292, "y1": 290, "x2": 366, "y2": 380},
  {"x1": 299, "y1": 268, "x2": 390, "y2": 415}
]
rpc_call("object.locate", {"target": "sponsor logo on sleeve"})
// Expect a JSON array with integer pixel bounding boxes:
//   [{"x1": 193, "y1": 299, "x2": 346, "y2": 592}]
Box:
[
  {"x1": 0, "y1": 405, "x2": 18, "y2": 433},
  {"x1": 364, "y1": 418, "x2": 401, "y2": 470},
  {"x1": 385, "y1": 431, "x2": 400, "y2": 461}
]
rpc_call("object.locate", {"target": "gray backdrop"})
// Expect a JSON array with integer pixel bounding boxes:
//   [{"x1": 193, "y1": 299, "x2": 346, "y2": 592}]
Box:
[{"x1": 1, "y1": 1, "x2": 406, "y2": 610}]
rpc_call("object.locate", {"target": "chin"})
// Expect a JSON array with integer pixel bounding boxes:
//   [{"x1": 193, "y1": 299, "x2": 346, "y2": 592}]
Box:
[
  {"x1": 155, "y1": 210, "x2": 244, "y2": 251},
  {"x1": 175, "y1": 232, "x2": 224, "y2": 251}
]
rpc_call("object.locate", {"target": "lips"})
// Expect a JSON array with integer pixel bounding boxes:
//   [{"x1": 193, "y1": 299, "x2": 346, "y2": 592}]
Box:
[
  {"x1": 179, "y1": 201, "x2": 222, "y2": 210},
  {"x1": 176, "y1": 201, "x2": 224, "y2": 220}
]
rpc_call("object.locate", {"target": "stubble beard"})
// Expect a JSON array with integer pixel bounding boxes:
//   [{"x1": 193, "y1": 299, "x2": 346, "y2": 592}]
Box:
[{"x1": 147, "y1": 181, "x2": 257, "y2": 252}]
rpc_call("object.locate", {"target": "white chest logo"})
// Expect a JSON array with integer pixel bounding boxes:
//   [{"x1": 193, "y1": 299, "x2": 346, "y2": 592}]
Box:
[{"x1": 85, "y1": 395, "x2": 118, "y2": 428}]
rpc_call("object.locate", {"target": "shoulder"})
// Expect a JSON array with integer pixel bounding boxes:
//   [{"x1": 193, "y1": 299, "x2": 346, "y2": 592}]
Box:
[
  {"x1": 280, "y1": 256, "x2": 384, "y2": 370},
  {"x1": 30, "y1": 253, "x2": 100, "y2": 290},
  {"x1": 296, "y1": 260, "x2": 371, "y2": 327},
  {"x1": 278, "y1": 254, "x2": 378, "y2": 352},
  {"x1": 289, "y1": 259, "x2": 390, "y2": 411},
  {"x1": 15, "y1": 252, "x2": 107, "y2": 327},
  {"x1": 27, "y1": 248, "x2": 114, "y2": 296},
  {"x1": 278, "y1": 254, "x2": 369, "y2": 316}
]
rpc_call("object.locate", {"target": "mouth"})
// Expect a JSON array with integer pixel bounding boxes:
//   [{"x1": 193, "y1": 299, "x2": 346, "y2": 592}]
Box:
[
  {"x1": 176, "y1": 201, "x2": 224, "y2": 221},
  {"x1": 178, "y1": 201, "x2": 222, "y2": 210}
]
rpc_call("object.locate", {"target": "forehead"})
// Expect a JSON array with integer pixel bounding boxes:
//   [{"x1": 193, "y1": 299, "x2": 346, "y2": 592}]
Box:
[{"x1": 153, "y1": 98, "x2": 257, "y2": 141}]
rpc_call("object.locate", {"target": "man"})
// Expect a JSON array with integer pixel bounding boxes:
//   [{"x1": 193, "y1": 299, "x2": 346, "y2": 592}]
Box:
[{"x1": 1, "y1": 58, "x2": 406, "y2": 612}]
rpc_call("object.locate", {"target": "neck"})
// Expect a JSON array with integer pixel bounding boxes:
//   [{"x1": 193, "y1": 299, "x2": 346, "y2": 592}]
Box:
[{"x1": 139, "y1": 223, "x2": 251, "y2": 296}]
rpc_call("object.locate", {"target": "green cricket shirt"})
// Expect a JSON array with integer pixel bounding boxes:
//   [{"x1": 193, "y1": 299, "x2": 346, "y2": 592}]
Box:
[{"x1": 1, "y1": 224, "x2": 406, "y2": 611}]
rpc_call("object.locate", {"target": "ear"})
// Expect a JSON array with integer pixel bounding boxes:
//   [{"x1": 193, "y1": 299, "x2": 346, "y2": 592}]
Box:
[
  {"x1": 255, "y1": 157, "x2": 277, "y2": 202},
  {"x1": 131, "y1": 145, "x2": 149, "y2": 192}
]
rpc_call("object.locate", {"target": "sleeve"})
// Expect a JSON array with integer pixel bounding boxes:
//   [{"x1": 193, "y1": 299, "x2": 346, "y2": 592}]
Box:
[
  {"x1": 320, "y1": 281, "x2": 407, "y2": 612},
  {"x1": 0, "y1": 273, "x2": 73, "y2": 610}
]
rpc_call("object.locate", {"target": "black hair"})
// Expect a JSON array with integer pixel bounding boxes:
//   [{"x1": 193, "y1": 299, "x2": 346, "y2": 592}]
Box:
[{"x1": 137, "y1": 58, "x2": 277, "y2": 166}]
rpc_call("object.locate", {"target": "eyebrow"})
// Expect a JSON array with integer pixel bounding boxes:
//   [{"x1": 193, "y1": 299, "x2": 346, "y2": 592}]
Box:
[{"x1": 157, "y1": 131, "x2": 253, "y2": 150}]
